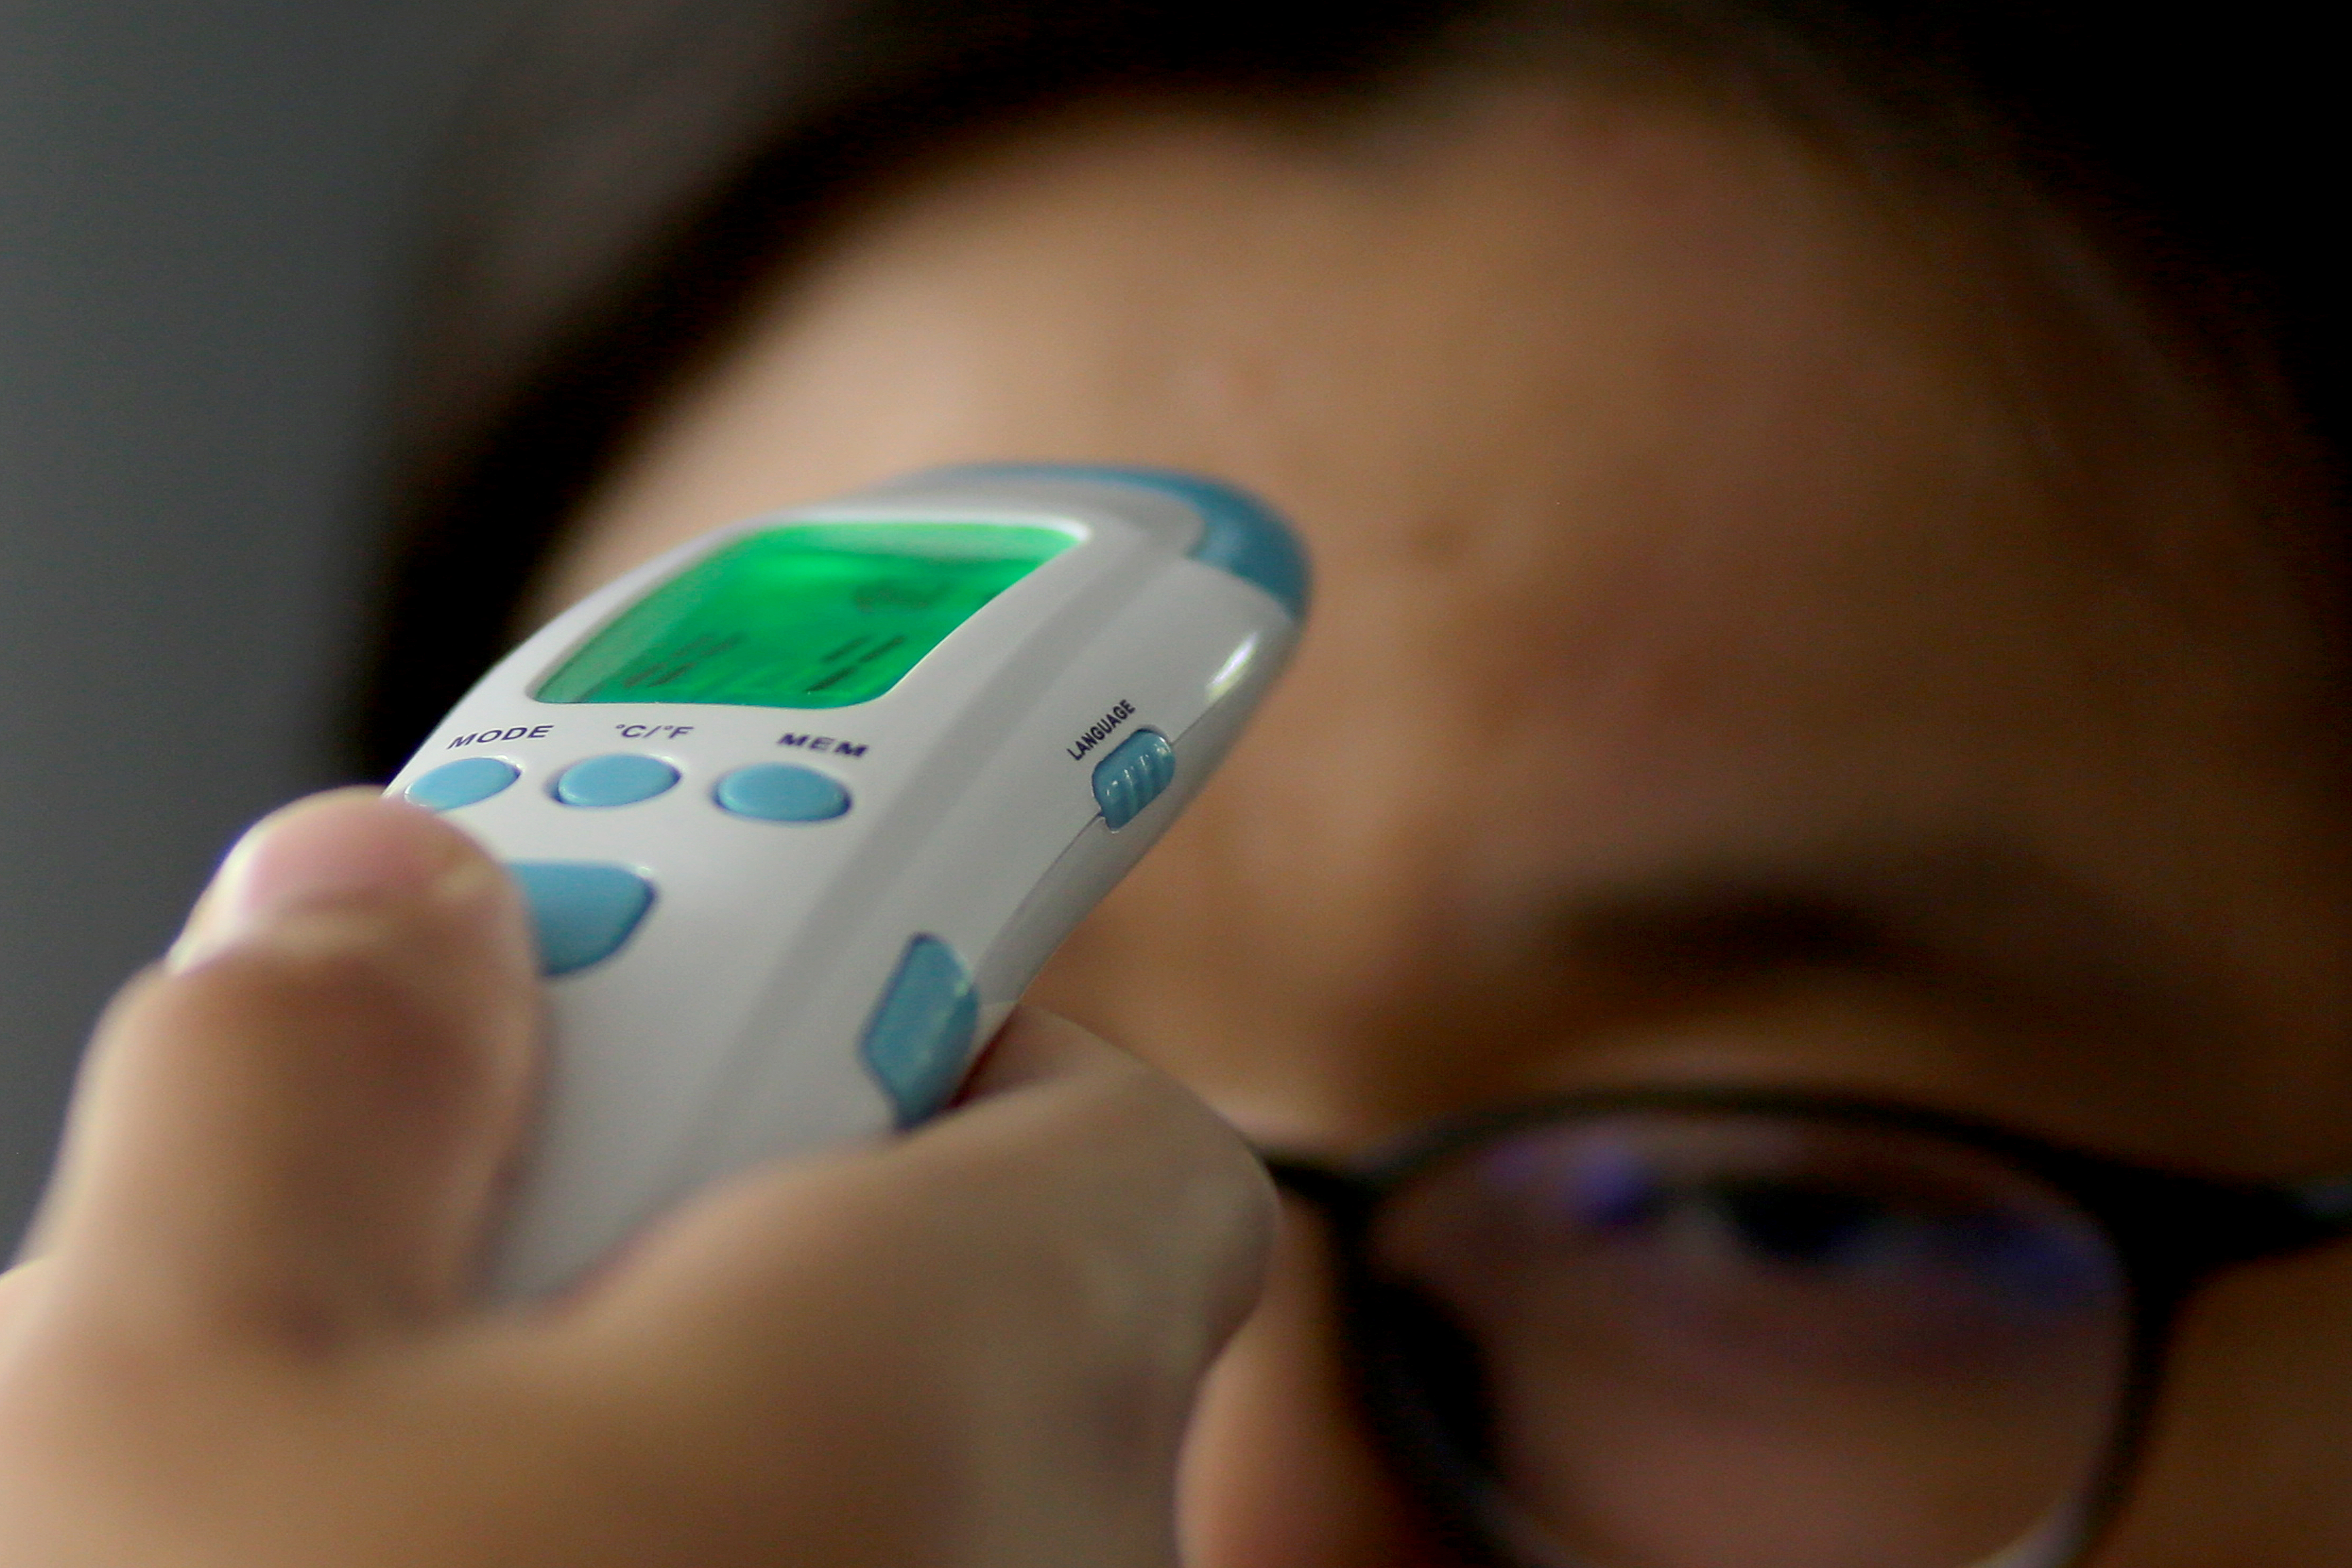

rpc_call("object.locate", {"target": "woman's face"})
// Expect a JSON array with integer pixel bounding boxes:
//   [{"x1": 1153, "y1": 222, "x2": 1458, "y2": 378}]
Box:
[{"x1": 538, "y1": 77, "x2": 2352, "y2": 1566}]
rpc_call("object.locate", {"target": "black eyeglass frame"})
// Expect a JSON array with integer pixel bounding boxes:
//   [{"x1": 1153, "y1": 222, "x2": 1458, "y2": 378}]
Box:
[{"x1": 1263, "y1": 1087, "x2": 2352, "y2": 1568}]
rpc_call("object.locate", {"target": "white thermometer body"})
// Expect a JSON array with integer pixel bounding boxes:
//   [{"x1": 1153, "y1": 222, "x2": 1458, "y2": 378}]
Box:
[{"x1": 383, "y1": 465, "x2": 1307, "y2": 1298}]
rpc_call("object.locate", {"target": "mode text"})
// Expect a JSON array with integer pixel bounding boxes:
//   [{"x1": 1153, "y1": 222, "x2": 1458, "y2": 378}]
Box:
[{"x1": 448, "y1": 725, "x2": 551, "y2": 748}]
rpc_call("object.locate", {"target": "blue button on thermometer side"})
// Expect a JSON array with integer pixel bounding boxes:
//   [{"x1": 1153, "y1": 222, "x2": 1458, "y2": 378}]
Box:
[{"x1": 385, "y1": 465, "x2": 1307, "y2": 1299}]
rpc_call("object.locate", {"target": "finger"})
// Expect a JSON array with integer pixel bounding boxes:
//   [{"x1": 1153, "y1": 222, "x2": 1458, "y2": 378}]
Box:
[
  {"x1": 30, "y1": 791, "x2": 541, "y2": 1349},
  {"x1": 598, "y1": 1008, "x2": 1273, "y2": 1366},
  {"x1": 561, "y1": 1010, "x2": 1273, "y2": 1566}
]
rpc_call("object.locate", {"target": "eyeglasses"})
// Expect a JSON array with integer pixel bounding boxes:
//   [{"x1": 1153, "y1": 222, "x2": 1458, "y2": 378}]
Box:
[{"x1": 1265, "y1": 1088, "x2": 2352, "y2": 1568}]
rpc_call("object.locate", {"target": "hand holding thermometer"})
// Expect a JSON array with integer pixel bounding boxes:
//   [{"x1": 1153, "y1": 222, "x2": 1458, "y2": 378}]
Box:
[{"x1": 384, "y1": 465, "x2": 1307, "y2": 1299}]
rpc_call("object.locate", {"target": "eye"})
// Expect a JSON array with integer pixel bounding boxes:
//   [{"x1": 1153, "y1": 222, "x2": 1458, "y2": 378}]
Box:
[
  {"x1": 1366, "y1": 1110, "x2": 2133, "y2": 1568},
  {"x1": 1705, "y1": 1178, "x2": 1889, "y2": 1263},
  {"x1": 1443, "y1": 1118, "x2": 2123, "y2": 1350},
  {"x1": 1572, "y1": 1159, "x2": 2118, "y2": 1329}
]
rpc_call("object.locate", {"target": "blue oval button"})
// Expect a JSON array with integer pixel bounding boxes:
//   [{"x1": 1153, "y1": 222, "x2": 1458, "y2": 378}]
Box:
[
  {"x1": 508, "y1": 862, "x2": 656, "y2": 976},
  {"x1": 554, "y1": 753, "x2": 679, "y2": 808},
  {"x1": 715, "y1": 763, "x2": 850, "y2": 822},
  {"x1": 405, "y1": 756, "x2": 519, "y2": 812}
]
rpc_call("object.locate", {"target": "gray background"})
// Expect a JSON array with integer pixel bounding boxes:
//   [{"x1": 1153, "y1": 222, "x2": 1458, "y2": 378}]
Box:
[{"x1": 0, "y1": 0, "x2": 517, "y2": 1242}]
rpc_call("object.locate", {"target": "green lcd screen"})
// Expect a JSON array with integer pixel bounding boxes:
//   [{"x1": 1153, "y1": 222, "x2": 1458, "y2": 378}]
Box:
[{"x1": 536, "y1": 521, "x2": 1078, "y2": 709}]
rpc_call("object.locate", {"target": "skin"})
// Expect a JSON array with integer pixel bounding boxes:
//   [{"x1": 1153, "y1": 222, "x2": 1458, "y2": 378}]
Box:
[
  {"x1": 0, "y1": 792, "x2": 1267, "y2": 1567},
  {"x1": 5, "y1": 65, "x2": 2352, "y2": 1568}
]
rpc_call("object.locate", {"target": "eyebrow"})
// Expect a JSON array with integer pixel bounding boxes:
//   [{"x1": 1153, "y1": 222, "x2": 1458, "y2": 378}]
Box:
[{"x1": 1551, "y1": 838, "x2": 2229, "y2": 1051}]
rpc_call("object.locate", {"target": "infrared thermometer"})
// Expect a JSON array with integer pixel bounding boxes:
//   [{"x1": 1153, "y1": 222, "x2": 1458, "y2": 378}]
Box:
[{"x1": 384, "y1": 465, "x2": 1307, "y2": 1299}]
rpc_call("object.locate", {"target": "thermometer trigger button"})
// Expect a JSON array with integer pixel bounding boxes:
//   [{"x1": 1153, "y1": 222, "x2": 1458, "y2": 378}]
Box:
[
  {"x1": 858, "y1": 936, "x2": 978, "y2": 1128},
  {"x1": 405, "y1": 757, "x2": 519, "y2": 812}
]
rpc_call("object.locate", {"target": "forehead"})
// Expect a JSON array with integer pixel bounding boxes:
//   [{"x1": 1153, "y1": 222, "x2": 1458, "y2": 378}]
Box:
[
  {"x1": 998, "y1": 94, "x2": 2352, "y2": 1162},
  {"x1": 554, "y1": 83, "x2": 2352, "y2": 1172},
  {"x1": 1234, "y1": 440, "x2": 2352, "y2": 1146}
]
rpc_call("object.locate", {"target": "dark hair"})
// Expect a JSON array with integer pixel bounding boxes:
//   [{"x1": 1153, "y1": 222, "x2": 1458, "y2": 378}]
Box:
[{"x1": 350, "y1": 0, "x2": 2350, "y2": 777}]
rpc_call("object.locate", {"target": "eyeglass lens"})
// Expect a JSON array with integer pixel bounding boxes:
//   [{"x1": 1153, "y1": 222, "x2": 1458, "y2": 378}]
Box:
[{"x1": 1368, "y1": 1111, "x2": 2132, "y2": 1568}]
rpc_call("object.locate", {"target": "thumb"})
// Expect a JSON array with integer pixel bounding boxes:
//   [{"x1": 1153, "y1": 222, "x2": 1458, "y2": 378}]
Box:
[{"x1": 27, "y1": 790, "x2": 541, "y2": 1350}]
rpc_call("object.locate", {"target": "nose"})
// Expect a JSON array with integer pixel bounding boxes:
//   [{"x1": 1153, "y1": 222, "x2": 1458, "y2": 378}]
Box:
[{"x1": 1177, "y1": 1198, "x2": 1476, "y2": 1568}]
